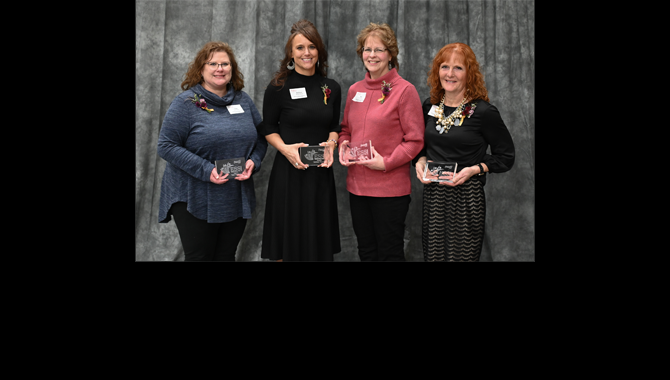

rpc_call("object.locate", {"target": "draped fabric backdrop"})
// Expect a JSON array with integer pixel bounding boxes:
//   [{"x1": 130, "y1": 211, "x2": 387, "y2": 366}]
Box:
[{"x1": 136, "y1": 0, "x2": 535, "y2": 261}]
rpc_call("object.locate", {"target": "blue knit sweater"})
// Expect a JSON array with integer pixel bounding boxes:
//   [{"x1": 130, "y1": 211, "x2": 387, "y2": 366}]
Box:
[{"x1": 157, "y1": 84, "x2": 267, "y2": 223}]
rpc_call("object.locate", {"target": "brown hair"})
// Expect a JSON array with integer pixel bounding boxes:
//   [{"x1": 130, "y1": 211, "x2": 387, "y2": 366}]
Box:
[
  {"x1": 181, "y1": 41, "x2": 244, "y2": 92},
  {"x1": 427, "y1": 42, "x2": 489, "y2": 104},
  {"x1": 271, "y1": 19, "x2": 329, "y2": 87},
  {"x1": 356, "y1": 22, "x2": 400, "y2": 72}
]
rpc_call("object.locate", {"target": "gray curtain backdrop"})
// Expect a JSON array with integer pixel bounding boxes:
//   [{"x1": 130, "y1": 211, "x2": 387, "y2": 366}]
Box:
[{"x1": 136, "y1": 0, "x2": 535, "y2": 261}]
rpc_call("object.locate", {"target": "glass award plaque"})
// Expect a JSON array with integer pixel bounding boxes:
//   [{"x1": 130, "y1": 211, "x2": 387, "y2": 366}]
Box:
[
  {"x1": 299, "y1": 145, "x2": 330, "y2": 166},
  {"x1": 344, "y1": 140, "x2": 374, "y2": 162},
  {"x1": 215, "y1": 157, "x2": 245, "y2": 178},
  {"x1": 423, "y1": 161, "x2": 458, "y2": 183}
]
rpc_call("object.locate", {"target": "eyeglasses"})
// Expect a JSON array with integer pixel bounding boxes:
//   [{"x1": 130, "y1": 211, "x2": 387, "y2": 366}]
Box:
[
  {"x1": 363, "y1": 48, "x2": 387, "y2": 54},
  {"x1": 205, "y1": 62, "x2": 230, "y2": 69}
]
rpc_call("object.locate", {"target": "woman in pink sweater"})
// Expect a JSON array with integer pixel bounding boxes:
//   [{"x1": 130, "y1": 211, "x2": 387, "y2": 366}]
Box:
[{"x1": 338, "y1": 23, "x2": 424, "y2": 261}]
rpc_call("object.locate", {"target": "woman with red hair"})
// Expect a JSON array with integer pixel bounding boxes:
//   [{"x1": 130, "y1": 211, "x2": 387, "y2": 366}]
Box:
[{"x1": 414, "y1": 42, "x2": 515, "y2": 262}]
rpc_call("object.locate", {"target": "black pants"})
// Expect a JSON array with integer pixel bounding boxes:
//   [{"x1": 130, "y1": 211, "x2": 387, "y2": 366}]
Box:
[
  {"x1": 170, "y1": 202, "x2": 247, "y2": 261},
  {"x1": 349, "y1": 193, "x2": 410, "y2": 261}
]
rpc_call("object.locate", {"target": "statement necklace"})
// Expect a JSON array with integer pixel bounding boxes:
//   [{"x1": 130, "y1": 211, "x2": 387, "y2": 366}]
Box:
[{"x1": 434, "y1": 95, "x2": 467, "y2": 134}]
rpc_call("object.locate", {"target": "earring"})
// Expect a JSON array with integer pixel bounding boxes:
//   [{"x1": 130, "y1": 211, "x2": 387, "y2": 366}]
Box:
[{"x1": 287, "y1": 59, "x2": 295, "y2": 70}]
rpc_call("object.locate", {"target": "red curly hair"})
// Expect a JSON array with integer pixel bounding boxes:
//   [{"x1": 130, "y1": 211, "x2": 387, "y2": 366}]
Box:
[
  {"x1": 427, "y1": 42, "x2": 488, "y2": 104},
  {"x1": 181, "y1": 41, "x2": 244, "y2": 92}
]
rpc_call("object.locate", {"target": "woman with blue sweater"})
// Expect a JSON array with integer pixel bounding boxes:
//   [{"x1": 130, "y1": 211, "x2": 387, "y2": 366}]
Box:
[{"x1": 157, "y1": 42, "x2": 267, "y2": 261}]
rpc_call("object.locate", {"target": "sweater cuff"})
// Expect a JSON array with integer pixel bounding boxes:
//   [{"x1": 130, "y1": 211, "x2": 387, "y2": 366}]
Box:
[{"x1": 203, "y1": 162, "x2": 216, "y2": 182}]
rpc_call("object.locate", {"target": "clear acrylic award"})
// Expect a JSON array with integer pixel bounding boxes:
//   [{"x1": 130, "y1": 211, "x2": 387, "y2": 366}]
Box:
[
  {"x1": 299, "y1": 145, "x2": 330, "y2": 166},
  {"x1": 344, "y1": 140, "x2": 373, "y2": 162},
  {"x1": 215, "y1": 157, "x2": 245, "y2": 178},
  {"x1": 423, "y1": 161, "x2": 458, "y2": 183}
]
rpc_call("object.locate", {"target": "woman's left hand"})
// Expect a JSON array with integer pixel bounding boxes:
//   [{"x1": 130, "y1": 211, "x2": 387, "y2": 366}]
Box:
[
  {"x1": 318, "y1": 140, "x2": 336, "y2": 168},
  {"x1": 234, "y1": 159, "x2": 255, "y2": 181},
  {"x1": 441, "y1": 166, "x2": 477, "y2": 186},
  {"x1": 357, "y1": 145, "x2": 386, "y2": 171}
]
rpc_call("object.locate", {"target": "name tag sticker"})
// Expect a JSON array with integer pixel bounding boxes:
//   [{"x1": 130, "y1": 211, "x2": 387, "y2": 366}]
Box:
[
  {"x1": 289, "y1": 87, "x2": 308, "y2": 99},
  {"x1": 428, "y1": 105, "x2": 438, "y2": 117},
  {"x1": 226, "y1": 104, "x2": 244, "y2": 114},
  {"x1": 352, "y1": 92, "x2": 366, "y2": 102}
]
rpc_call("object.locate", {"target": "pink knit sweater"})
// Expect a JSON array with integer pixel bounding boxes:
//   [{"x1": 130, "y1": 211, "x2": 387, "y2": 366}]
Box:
[{"x1": 339, "y1": 69, "x2": 424, "y2": 197}]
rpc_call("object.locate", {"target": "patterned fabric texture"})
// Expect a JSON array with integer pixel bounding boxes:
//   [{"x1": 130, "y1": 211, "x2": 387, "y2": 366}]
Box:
[{"x1": 422, "y1": 178, "x2": 486, "y2": 262}]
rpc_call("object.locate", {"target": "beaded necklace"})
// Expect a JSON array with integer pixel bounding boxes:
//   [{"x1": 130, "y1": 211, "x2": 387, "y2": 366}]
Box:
[{"x1": 434, "y1": 95, "x2": 467, "y2": 134}]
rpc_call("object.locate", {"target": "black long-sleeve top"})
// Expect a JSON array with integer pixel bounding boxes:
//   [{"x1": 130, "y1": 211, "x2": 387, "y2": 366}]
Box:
[
  {"x1": 415, "y1": 97, "x2": 515, "y2": 185},
  {"x1": 257, "y1": 71, "x2": 341, "y2": 142}
]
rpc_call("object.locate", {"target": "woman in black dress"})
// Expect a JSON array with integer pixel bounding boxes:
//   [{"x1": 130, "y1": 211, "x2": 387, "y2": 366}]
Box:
[
  {"x1": 414, "y1": 42, "x2": 515, "y2": 262},
  {"x1": 257, "y1": 19, "x2": 341, "y2": 261}
]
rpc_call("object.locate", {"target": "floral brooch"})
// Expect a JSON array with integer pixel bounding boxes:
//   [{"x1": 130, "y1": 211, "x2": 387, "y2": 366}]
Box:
[
  {"x1": 185, "y1": 93, "x2": 213, "y2": 113},
  {"x1": 460, "y1": 102, "x2": 477, "y2": 124},
  {"x1": 378, "y1": 80, "x2": 392, "y2": 104},
  {"x1": 321, "y1": 84, "x2": 331, "y2": 105}
]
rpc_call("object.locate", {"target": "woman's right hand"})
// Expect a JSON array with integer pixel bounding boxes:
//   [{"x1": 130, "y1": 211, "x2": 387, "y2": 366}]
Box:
[
  {"x1": 210, "y1": 167, "x2": 230, "y2": 184},
  {"x1": 338, "y1": 140, "x2": 354, "y2": 167},
  {"x1": 415, "y1": 158, "x2": 432, "y2": 184},
  {"x1": 281, "y1": 142, "x2": 309, "y2": 170}
]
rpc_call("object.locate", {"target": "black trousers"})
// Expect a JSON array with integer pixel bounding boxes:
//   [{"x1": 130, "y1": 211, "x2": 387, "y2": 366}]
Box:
[
  {"x1": 170, "y1": 202, "x2": 247, "y2": 261},
  {"x1": 349, "y1": 193, "x2": 410, "y2": 261}
]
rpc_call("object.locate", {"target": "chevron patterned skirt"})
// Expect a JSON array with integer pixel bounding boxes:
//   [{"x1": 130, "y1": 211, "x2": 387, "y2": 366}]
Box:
[{"x1": 422, "y1": 178, "x2": 486, "y2": 262}]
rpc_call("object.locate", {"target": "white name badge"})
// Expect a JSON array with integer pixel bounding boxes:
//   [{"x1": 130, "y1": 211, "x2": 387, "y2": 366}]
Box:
[
  {"x1": 352, "y1": 92, "x2": 366, "y2": 102},
  {"x1": 289, "y1": 87, "x2": 308, "y2": 99},
  {"x1": 428, "y1": 105, "x2": 438, "y2": 117},
  {"x1": 226, "y1": 104, "x2": 244, "y2": 114}
]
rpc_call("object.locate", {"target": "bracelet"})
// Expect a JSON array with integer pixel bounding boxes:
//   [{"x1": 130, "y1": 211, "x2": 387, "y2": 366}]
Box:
[
  {"x1": 477, "y1": 163, "x2": 485, "y2": 175},
  {"x1": 328, "y1": 139, "x2": 338, "y2": 147}
]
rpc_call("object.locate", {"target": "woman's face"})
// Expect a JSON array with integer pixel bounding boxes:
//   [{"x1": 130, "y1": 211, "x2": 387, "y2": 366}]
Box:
[
  {"x1": 201, "y1": 51, "x2": 232, "y2": 94},
  {"x1": 362, "y1": 35, "x2": 391, "y2": 79},
  {"x1": 439, "y1": 54, "x2": 467, "y2": 99},
  {"x1": 291, "y1": 33, "x2": 318, "y2": 76}
]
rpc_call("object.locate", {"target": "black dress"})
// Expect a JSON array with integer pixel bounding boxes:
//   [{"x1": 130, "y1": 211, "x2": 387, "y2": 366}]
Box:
[{"x1": 257, "y1": 71, "x2": 342, "y2": 261}]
